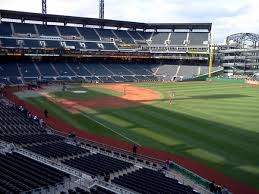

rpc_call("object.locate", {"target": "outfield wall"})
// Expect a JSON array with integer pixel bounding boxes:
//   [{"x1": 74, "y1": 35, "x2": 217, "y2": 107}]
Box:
[
  {"x1": 184, "y1": 70, "x2": 224, "y2": 82},
  {"x1": 206, "y1": 78, "x2": 245, "y2": 83}
]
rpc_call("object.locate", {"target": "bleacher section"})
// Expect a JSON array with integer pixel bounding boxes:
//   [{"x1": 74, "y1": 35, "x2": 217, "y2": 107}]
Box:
[
  {"x1": 138, "y1": 31, "x2": 153, "y2": 40},
  {"x1": 83, "y1": 63, "x2": 110, "y2": 76},
  {"x1": 169, "y1": 32, "x2": 188, "y2": 45},
  {"x1": 62, "y1": 186, "x2": 116, "y2": 194},
  {"x1": 0, "y1": 152, "x2": 70, "y2": 193},
  {"x1": 151, "y1": 33, "x2": 170, "y2": 45},
  {"x1": 0, "y1": 134, "x2": 64, "y2": 145},
  {"x1": 0, "y1": 63, "x2": 20, "y2": 77},
  {"x1": 128, "y1": 31, "x2": 145, "y2": 41},
  {"x1": 0, "y1": 22, "x2": 13, "y2": 36},
  {"x1": 121, "y1": 64, "x2": 152, "y2": 75},
  {"x1": 0, "y1": 18, "x2": 213, "y2": 85},
  {"x1": 103, "y1": 64, "x2": 131, "y2": 75},
  {"x1": 97, "y1": 29, "x2": 117, "y2": 40},
  {"x1": 58, "y1": 26, "x2": 80, "y2": 37},
  {"x1": 23, "y1": 39, "x2": 42, "y2": 48},
  {"x1": 77, "y1": 28, "x2": 100, "y2": 41},
  {"x1": 52, "y1": 63, "x2": 76, "y2": 77},
  {"x1": 45, "y1": 40, "x2": 62, "y2": 49},
  {"x1": 68, "y1": 63, "x2": 92, "y2": 76},
  {"x1": 188, "y1": 32, "x2": 208, "y2": 46},
  {"x1": 19, "y1": 63, "x2": 39, "y2": 78},
  {"x1": 102, "y1": 43, "x2": 117, "y2": 51},
  {"x1": 65, "y1": 41, "x2": 83, "y2": 49},
  {"x1": 26, "y1": 141, "x2": 90, "y2": 158},
  {"x1": 0, "y1": 38, "x2": 18, "y2": 48},
  {"x1": 63, "y1": 153, "x2": 133, "y2": 176},
  {"x1": 36, "y1": 24, "x2": 59, "y2": 37},
  {"x1": 13, "y1": 23, "x2": 37, "y2": 35},
  {"x1": 113, "y1": 168, "x2": 199, "y2": 194},
  {"x1": 0, "y1": 104, "x2": 45, "y2": 136},
  {"x1": 85, "y1": 42, "x2": 100, "y2": 50},
  {"x1": 0, "y1": 62, "x2": 222, "y2": 85},
  {"x1": 0, "y1": 21, "x2": 211, "y2": 54},
  {"x1": 0, "y1": 101, "x2": 74, "y2": 193},
  {"x1": 155, "y1": 64, "x2": 179, "y2": 81},
  {"x1": 36, "y1": 62, "x2": 58, "y2": 77},
  {"x1": 177, "y1": 65, "x2": 200, "y2": 77},
  {"x1": 114, "y1": 30, "x2": 135, "y2": 44}
]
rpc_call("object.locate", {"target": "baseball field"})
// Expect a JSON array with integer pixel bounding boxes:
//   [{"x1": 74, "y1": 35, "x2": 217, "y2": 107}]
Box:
[{"x1": 21, "y1": 81, "x2": 259, "y2": 190}]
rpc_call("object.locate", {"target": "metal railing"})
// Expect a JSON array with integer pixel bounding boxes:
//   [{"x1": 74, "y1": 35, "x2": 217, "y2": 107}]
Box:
[{"x1": 51, "y1": 129, "x2": 214, "y2": 194}]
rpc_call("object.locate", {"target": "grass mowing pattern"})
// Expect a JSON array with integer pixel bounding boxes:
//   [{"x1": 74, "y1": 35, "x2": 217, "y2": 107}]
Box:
[
  {"x1": 24, "y1": 96, "x2": 123, "y2": 140},
  {"x1": 51, "y1": 86, "x2": 122, "y2": 99},
  {"x1": 24, "y1": 82, "x2": 259, "y2": 190}
]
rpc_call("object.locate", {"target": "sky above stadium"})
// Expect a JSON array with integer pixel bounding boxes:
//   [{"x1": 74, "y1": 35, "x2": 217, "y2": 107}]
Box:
[{"x1": 0, "y1": 0, "x2": 258, "y2": 43}]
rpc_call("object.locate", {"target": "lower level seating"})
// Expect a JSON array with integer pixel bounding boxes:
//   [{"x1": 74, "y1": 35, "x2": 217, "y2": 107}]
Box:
[
  {"x1": 112, "y1": 168, "x2": 200, "y2": 194},
  {"x1": 112, "y1": 76, "x2": 126, "y2": 82},
  {"x1": 0, "y1": 152, "x2": 69, "y2": 193},
  {"x1": 0, "y1": 133, "x2": 64, "y2": 145},
  {"x1": 60, "y1": 186, "x2": 116, "y2": 194},
  {"x1": 26, "y1": 141, "x2": 90, "y2": 158},
  {"x1": 98, "y1": 77, "x2": 114, "y2": 83},
  {"x1": 123, "y1": 76, "x2": 138, "y2": 82},
  {"x1": 0, "y1": 62, "x2": 222, "y2": 84},
  {"x1": 63, "y1": 153, "x2": 133, "y2": 176}
]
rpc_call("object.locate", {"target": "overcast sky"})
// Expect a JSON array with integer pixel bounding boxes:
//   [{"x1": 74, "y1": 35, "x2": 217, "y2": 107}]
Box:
[{"x1": 1, "y1": 0, "x2": 258, "y2": 43}]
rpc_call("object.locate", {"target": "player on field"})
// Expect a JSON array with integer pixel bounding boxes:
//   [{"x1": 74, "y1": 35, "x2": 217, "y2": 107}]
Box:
[{"x1": 169, "y1": 91, "x2": 175, "y2": 104}]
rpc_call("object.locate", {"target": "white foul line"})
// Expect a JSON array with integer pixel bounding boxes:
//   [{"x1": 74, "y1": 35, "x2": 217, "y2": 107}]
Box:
[{"x1": 79, "y1": 111, "x2": 141, "y2": 146}]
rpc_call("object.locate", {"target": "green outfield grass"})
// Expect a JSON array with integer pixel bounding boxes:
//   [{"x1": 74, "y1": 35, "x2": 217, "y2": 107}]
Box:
[
  {"x1": 24, "y1": 81, "x2": 259, "y2": 190},
  {"x1": 51, "y1": 86, "x2": 122, "y2": 99}
]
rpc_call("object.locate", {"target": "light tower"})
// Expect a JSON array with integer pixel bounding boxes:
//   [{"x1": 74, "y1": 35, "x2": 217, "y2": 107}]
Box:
[
  {"x1": 42, "y1": 0, "x2": 47, "y2": 24},
  {"x1": 99, "y1": 0, "x2": 104, "y2": 19},
  {"x1": 42, "y1": 0, "x2": 47, "y2": 14}
]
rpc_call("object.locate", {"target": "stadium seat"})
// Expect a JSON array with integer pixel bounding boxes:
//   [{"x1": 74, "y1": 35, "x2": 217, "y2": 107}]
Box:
[
  {"x1": 63, "y1": 153, "x2": 133, "y2": 176},
  {"x1": 36, "y1": 24, "x2": 59, "y2": 37},
  {"x1": 36, "y1": 62, "x2": 59, "y2": 77},
  {"x1": 96, "y1": 29, "x2": 117, "y2": 40},
  {"x1": 102, "y1": 43, "x2": 118, "y2": 51},
  {"x1": 13, "y1": 23, "x2": 37, "y2": 35},
  {"x1": 151, "y1": 32, "x2": 170, "y2": 45},
  {"x1": 58, "y1": 26, "x2": 80, "y2": 37},
  {"x1": 188, "y1": 32, "x2": 209, "y2": 46},
  {"x1": 77, "y1": 28, "x2": 100, "y2": 41},
  {"x1": 0, "y1": 38, "x2": 19, "y2": 48},
  {"x1": 112, "y1": 168, "x2": 200, "y2": 194},
  {"x1": 113, "y1": 30, "x2": 135, "y2": 44},
  {"x1": 26, "y1": 141, "x2": 90, "y2": 158},
  {"x1": 0, "y1": 152, "x2": 69, "y2": 193},
  {"x1": 0, "y1": 22, "x2": 13, "y2": 36},
  {"x1": 169, "y1": 32, "x2": 188, "y2": 46}
]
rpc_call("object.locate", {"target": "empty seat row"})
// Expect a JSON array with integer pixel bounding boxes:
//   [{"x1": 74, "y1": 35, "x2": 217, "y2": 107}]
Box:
[
  {"x1": 112, "y1": 168, "x2": 200, "y2": 194},
  {"x1": 63, "y1": 153, "x2": 133, "y2": 176},
  {"x1": 0, "y1": 152, "x2": 69, "y2": 193},
  {"x1": 0, "y1": 62, "x2": 218, "y2": 85},
  {"x1": 26, "y1": 141, "x2": 90, "y2": 158},
  {"x1": 0, "y1": 38, "x2": 118, "y2": 51},
  {"x1": 0, "y1": 133, "x2": 64, "y2": 145},
  {"x1": 0, "y1": 22, "x2": 209, "y2": 47}
]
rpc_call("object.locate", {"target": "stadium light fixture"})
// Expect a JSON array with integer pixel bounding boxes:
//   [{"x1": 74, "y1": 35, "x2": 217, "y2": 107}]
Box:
[
  {"x1": 42, "y1": 0, "x2": 47, "y2": 14},
  {"x1": 99, "y1": 0, "x2": 104, "y2": 19},
  {"x1": 42, "y1": 0, "x2": 47, "y2": 24}
]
